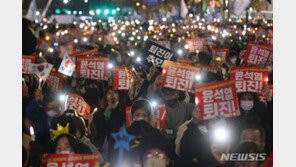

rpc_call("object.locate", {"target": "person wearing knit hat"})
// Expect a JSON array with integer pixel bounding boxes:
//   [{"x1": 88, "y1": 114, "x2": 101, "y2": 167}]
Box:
[{"x1": 138, "y1": 133, "x2": 175, "y2": 167}]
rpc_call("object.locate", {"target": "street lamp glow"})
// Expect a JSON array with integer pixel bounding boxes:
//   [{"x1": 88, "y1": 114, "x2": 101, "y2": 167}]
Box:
[
  {"x1": 63, "y1": 0, "x2": 69, "y2": 4},
  {"x1": 136, "y1": 2, "x2": 140, "y2": 6},
  {"x1": 104, "y1": 9, "x2": 109, "y2": 15}
]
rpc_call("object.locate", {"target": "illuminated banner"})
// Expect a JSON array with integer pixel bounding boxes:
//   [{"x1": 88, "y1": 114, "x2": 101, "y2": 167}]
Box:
[
  {"x1": 46, "y1": 72, "x2": 63, "y2": 91},
  {"x1": 195, "y1": 80, "x2": 240, "y2": 121},
  {"x1": 22, "y1": 55, "x2": 35, "y2": 74},
  {"x1": 230, "y1": 67, "x2": 269, "y2": 94},
  {"x1": 144, "y1": 41, "x2": 176, "y2": 67},
  {"x1": 211, "y1": 48, "x2": 229, "y2": 63},
  {"x1": 113, "y1": 66, "x2": 134, "y2": 90},
  {"x1": 76, "y1": 56, "x2": 109, "y2": 80},
  {"x1": 40, "y1": 154, "x2": 99, "y2": 167},
  {"x1": 244, "y1": 41, "x2": 273, "y2": 66},
  {"x1": 160, "y1": 60, "x2": 200, "y2": 93},
  {"x1": 176, "y1": 58, "x2": 193, "y2": 65},
  {"x1": 185, "y1": 38, "x2": 205, "y2": 52},
  {"x1": 126, "y1": 104, "x2": 166, "y2": 130},
  {"x1": 57, "y1": 41, "x2": 76, "y2": 58},
  {"x1": 155, "y1": 41, "x2": 171, "y2": 49},
  {"x1": 65, "y1": 93, "x2": 91, "y2": 117}
]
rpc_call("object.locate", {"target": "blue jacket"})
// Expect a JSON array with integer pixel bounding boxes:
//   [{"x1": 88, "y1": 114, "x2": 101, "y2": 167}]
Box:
[{"x1": 26, "y1": 99, "x2": 49, "y2": 135}]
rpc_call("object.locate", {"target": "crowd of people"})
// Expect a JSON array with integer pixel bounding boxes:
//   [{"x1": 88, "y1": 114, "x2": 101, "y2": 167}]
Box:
[{"x1": 22, "y1": 14, "x2": 273, "y2": 167}]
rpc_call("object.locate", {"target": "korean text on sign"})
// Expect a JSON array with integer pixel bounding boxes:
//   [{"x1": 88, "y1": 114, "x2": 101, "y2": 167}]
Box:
[
  {"x1": 244, "y1": 41, "x2": 273, "y2": 66},
  {"x1": 230, "y1": 67, "x2": 269, "y2": 94},
  {"x1": 46, "y1": 72, "x2": 63, "y2": 91},
  {"x1": 195, "y1": 80, "x2": 240, "y2": 121},
  {"x1": 22, "y1": 55, "x2": 35, "y2": 74},
  {"x1": 65, "y1": 93, "x2": 90, "y2": 117},
  {"x1": 160, "y1": 60, "x2": 200, "y2": 93},
  {"x1": 211, "y1": 48, "x2": 229, "y2": 63},
  {"x1": 76, "y1": 56, "x2": 109, "y2": 80},
  {"x1": 185, "y1": 38, "x2": 205, "y2": 52},
  {"x1": 40, "y1": 154, "x2": 99, "y2": 167},
  {"x1": 113, "y1": 66, "x2": 134, "y2": 90},
  {"x1": 144, "y1": 41, "x2": 175, "y2": 67}
]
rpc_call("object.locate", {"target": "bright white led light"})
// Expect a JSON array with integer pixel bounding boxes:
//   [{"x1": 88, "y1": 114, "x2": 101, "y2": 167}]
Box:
[
  {"x1": 177, "y1": 49, "x2": 183, "y2": 55},
  {"x1": 214, "y1": 127, "x2": 228, "y2": 142},
  {"x1": 130, "y1": 51, "x2": 135, "y2": 56},
  {"x1": 151, "y1": 101, "x2": 157, "y2": 107},
  {"x1": 195, "y1": 74, "x2": 201, "y2": 81},
  {"x1": 59, "y1": 95, "x2": 65, "y2": 101},
  {"x1": 108, "y1": 63, "x2": 113, "y2": 69},
  {"x1": 74, "y1": 39, "x2": 78, "y2": 43},
  {"x1": 136, "y1": 57, "x2": 141, "y2": 62}
]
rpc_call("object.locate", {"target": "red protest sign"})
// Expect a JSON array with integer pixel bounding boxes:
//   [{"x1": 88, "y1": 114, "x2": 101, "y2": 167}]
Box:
[
  {"x1": 22, "y1": 55, "x2": 35, "y2": 74},
  {"x1": 125, "y1": 104, "x2": 166, "y2": 130},
  {"x1": 46, "y1": 72, "x2": 63, "y2": 91},
  {"x1": 57, "y1": 42, "x2": 76, "y2": 58},
  {"x1": 40, "y1": 154, "x2": 99, "y2": 167},
  {"x1": 244, "y1": 41, "x2": 273, "y2": 66},
  {"x1": 152, "y1": 104, "x2": 166, "y2": 130},
  {"x1": 161, "y1": 60, "x2": 200, "y2": 93},
  {"x1": 76, "y1": 56, "x2": 109, "y2": 80},
  {"x1": 185, "y1": 38, "x2": 205, "y2": 52},
  {"x1": 195, "y1": 80, "x2": 240, "y2": 121},
  {"x1": 200, "y1": 65, "x2": 218, "y2": 74},
  {"x1": 65, "y1": 93, "x2": 91, "y2": 117},
  {"x1": 211, "y1": 48, "x2": 229, "y2": 63},
  {"x1": 113, "y1": 66, "x2": 134, "y2": 90},
  {"x1": 176, "y1": 58, "x2": 193, "y2": 65},
  {"x1": 230, "y1": 67, "x2": 269, "y2": 94}
]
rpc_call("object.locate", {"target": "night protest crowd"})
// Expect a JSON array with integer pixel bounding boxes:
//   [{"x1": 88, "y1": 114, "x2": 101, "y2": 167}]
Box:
[{"x1": 22, "y1": 13, "x2": 273, "y2": 167}]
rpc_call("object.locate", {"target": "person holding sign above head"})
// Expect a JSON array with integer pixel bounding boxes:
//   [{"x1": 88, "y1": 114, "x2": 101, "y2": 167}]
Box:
[{"x1": 147, "y1": 74, "x2": 195, "y2": 139}]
